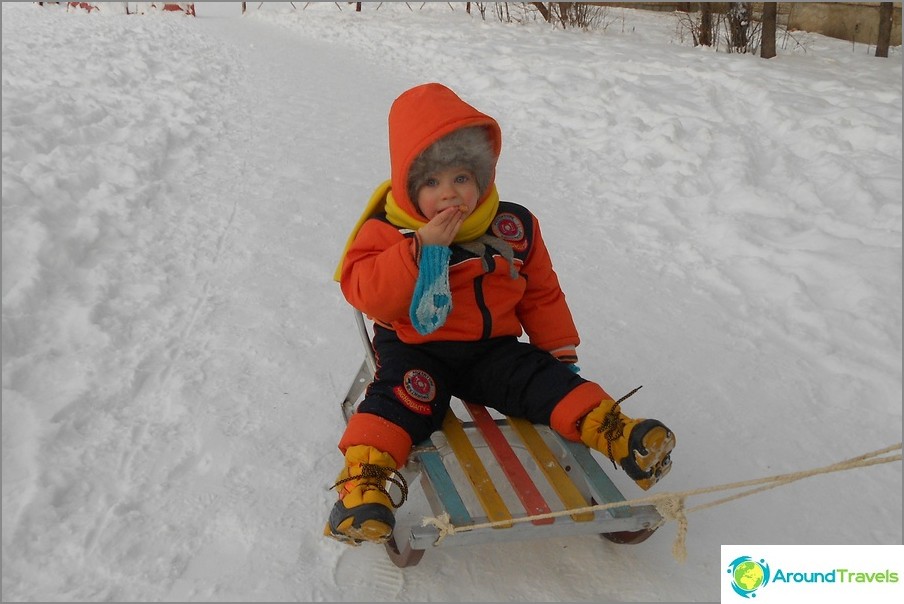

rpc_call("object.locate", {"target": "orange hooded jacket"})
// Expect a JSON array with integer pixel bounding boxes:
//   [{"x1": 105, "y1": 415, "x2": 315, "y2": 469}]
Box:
[{"x1": 336, "y1": 83, "x2": 580, "y2": 356}]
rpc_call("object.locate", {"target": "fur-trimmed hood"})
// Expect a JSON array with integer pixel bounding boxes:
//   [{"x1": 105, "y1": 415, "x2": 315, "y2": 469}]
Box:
[{"x1": 388, "y1": 83, "x2": 502, "y2": 221}]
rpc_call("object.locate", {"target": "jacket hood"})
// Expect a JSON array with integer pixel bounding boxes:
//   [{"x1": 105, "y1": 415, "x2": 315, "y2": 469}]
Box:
[{"x1": 388, "y1": 83, "x2": 502, "y2": 220}]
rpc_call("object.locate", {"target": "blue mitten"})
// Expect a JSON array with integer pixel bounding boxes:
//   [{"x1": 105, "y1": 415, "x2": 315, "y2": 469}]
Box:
[{"x1": 410, "y1": 245, "x2": 452, "y2": 335}]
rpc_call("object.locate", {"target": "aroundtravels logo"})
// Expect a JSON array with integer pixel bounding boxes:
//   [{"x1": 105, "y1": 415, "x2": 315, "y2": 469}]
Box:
[
  {"x1": 726, "y1": 556, "x2": 771, "y2": 598},
  {"x1": 722, "y1": 546, "x2": 904, "y2": 602}
]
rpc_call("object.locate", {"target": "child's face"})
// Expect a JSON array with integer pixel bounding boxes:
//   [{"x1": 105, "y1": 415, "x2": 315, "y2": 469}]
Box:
[{"x1": 415, "y1": 166, "x2": 480, "y2": 220}]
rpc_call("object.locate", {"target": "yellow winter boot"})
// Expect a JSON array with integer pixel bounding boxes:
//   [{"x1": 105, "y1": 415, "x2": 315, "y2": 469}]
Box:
[
  {"x1": 580, "y1": 397, "x2": 675, "y2": 490},
  {"x1": 324, "y1": 444, "x2": 408, "y2": 545}
]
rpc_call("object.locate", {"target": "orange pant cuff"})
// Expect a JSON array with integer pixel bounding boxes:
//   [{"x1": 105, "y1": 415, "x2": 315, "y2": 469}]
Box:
[
  {"x1": 549, "y1": 381, "x2": 610, "y2": 442},
  {"x1": 338, "y1": 412, "x2": 414, "y2": 468}
]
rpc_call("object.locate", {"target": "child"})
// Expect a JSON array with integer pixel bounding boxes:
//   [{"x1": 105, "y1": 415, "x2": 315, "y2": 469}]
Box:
[{"x1": 327, "y1": 83, "x2": 675, "y2": 545}]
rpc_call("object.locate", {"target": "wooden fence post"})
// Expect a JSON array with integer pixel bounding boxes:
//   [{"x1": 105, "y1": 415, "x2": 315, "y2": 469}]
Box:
[
  {"x1": 876, "y1": 2, "x2": 893, "y2": 57},
  {"x1": 761, "y1": 2, "x2": 777, "y2": 58}
]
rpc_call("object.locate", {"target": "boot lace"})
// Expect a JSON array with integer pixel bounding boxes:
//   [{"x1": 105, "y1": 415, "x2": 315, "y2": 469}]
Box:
[
  {"x1": 331, "y1": 463, "x2": 409, "y2": 509},
  {"x1": 596, "y1": 385, "x2": 643, "y2": 469}
]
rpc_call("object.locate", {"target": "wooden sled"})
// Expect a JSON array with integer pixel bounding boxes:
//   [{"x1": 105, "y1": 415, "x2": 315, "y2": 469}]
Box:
[{"x1": 340, "y1": 310, "x2": 662, "y2": 568}]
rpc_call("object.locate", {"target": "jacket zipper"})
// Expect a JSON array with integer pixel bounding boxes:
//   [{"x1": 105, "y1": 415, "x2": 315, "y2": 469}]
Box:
[{"x1": 473, "y1": 275, "x2": 493, "y2": 340}]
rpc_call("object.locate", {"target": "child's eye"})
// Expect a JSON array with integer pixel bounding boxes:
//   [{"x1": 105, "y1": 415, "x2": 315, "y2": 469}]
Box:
[
  {"x1": 454, "y1": 173, "x2": 471, "y2": 184},
  {"x1": 425, "y1": 177, "x2": 439, "y2": 187}
]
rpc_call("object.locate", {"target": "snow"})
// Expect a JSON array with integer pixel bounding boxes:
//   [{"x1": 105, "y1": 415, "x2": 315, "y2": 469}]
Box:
[{"x1": 2, "y1": 1, "x2": 901, "y2": 601}]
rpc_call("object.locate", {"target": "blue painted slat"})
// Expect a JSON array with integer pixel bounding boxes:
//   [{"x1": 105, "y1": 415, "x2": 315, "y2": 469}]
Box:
[
  {"x1": 558, "y1": 438, "x2": 632, "y2": 518},
  {"x1": 419, "y1": 449, "x2": 473, "y2": 526}
]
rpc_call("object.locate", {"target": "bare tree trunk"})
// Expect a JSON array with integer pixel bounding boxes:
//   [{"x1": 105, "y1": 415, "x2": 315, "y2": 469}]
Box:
[
  {"x1": 355, "y1": 2, "x2": 361, "y2": 11},
  {"x1": 466, "y1": 2, "x2": 470, "y2": 14},
  {"x1": 543, "y1": 2, "x2": 583, "y2": 28},
  {"x1": 531, "y1": 2, "x2": 551, "y2": 23},
  {"x1": 699, "y1": 2, "x2": 713, "y2": 47},
  {"x1": 558, "y1": 2, "x2": 573, "y2": 28},
  {"x1": 761, "y1": 2, "x2": 777, "y2": 58},
  {"x1": 727, "y1": 2, "x2": 751, "y2": 53},
  {"x1": 876, "y1": 2, "x2": 893, "y2": 58}
]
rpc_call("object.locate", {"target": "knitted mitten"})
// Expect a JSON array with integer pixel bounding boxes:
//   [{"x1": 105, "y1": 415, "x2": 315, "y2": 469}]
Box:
[{"x1": 410, "y1": 245, "x2": 452, "y2": 335}]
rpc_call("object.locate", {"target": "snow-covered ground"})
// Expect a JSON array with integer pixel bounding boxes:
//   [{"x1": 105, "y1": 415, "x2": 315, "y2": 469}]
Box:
[{"x1": 2, "y1": 2, "x2": 901, "y2": 601}]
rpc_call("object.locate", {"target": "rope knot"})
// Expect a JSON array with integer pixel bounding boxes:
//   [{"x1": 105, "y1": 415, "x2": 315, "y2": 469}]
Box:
[
  {"x1": 654, "y1": 495, "x2": 689, "y2": 563},
  {"x1": 421, "y1": 512, "x2": 457, "y2": 545}
]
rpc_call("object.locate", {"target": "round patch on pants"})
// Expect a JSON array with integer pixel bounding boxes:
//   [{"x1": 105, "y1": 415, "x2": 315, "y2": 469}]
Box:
[{"x1": 393, "y1": 369, "x2": 436, "y2": 415}]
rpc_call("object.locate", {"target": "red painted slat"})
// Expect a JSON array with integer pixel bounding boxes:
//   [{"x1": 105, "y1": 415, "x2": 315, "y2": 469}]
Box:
[{"x1": 464, "y1": 402, "x2": 553, "y2": 525}]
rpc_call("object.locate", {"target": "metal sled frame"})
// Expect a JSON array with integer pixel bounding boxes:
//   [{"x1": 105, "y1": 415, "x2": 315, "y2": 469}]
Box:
[{"x1": 340, "y1": 310, "x2": 662, "y2": 567}]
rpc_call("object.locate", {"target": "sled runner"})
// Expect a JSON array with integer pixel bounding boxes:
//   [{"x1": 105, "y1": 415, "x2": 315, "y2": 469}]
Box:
[{"x1": 339, "y1": 310, "x2": 663, "y2": 568}]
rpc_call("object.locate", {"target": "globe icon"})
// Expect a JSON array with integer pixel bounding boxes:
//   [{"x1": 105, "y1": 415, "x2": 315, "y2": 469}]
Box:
[{"x1": 733, "y1": 560, "x2": 765, "y2": 592}]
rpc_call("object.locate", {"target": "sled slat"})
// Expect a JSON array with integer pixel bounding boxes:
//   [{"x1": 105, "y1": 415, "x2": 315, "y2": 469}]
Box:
[
  {"x1": 506, "y1": 417, "x2": 594, "y2": 522},
  {"x1": 442, "y1": 412, "x2": 513, "y2": 528},
  {"x1": 419, "y1": 447, "x2": 474, "y2": 527},
  {"x1": 558, "y1": 439, "x2": 633, "y2": 518},
  {"x1": 463, "y1": 403, "x2": 554, "y2": 525}
]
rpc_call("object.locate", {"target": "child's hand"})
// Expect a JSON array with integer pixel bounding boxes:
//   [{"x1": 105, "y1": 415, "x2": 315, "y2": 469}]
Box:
[{"x1": 417, "y1": 206, "x2": 466, "y2": 247}]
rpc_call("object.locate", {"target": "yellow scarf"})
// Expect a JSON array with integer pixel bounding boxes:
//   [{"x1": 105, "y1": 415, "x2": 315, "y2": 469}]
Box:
[{"x1": 333, "y1": 180, "x2": 500, "y2": 282}]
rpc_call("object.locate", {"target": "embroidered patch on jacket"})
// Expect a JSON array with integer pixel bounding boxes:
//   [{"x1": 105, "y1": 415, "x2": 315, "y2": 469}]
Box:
[
  {"x1": 492, "y1": 213, "x2": 528, "y2": 252},
  {"x1": 393, "y1": 369, "x2": 436, "y2": 415}
]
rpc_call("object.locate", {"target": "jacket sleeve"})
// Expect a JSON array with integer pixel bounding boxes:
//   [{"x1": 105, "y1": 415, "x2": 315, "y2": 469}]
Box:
[
  {"x1": 516, "y1": 215, "x2": 580, "y2": 353},
  {"x1": 339, "y1": 219, "x2": 420, "y2": 322}
]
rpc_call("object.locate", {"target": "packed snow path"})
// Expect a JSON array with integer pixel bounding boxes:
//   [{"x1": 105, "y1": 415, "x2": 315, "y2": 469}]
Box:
[{"x1": 2, "y1": 10, "x2": 405, "y2": 601}]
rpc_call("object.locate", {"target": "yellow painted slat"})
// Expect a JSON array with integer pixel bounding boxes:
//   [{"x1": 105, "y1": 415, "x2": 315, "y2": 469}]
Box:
[
  {"x1": 441, "y1": 412, "x2": 513, "y2": 528},
  {"x1": 506, "y1": 417, "x2": 595, "y2": 522}
]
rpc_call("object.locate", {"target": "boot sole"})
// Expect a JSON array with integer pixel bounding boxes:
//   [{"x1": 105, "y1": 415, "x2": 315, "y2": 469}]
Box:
[
  {"x1": 323, "y1": 519, "x2": 393, "y2": 545},
  {"x1": 325, "y1": 500, "x2": 395, "y2": 545},
  {"x1": 624, "y1": 422, "x2": 676, "y2": 491}
]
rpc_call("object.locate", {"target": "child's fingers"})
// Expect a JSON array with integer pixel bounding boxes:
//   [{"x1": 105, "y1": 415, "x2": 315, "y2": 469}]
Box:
[
  {"x1": 421, "y1": 207, "x2": 467, "y2": 246},
  {"x1": 437, "y1": 207, "x2": 463, "y2": 228}
]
